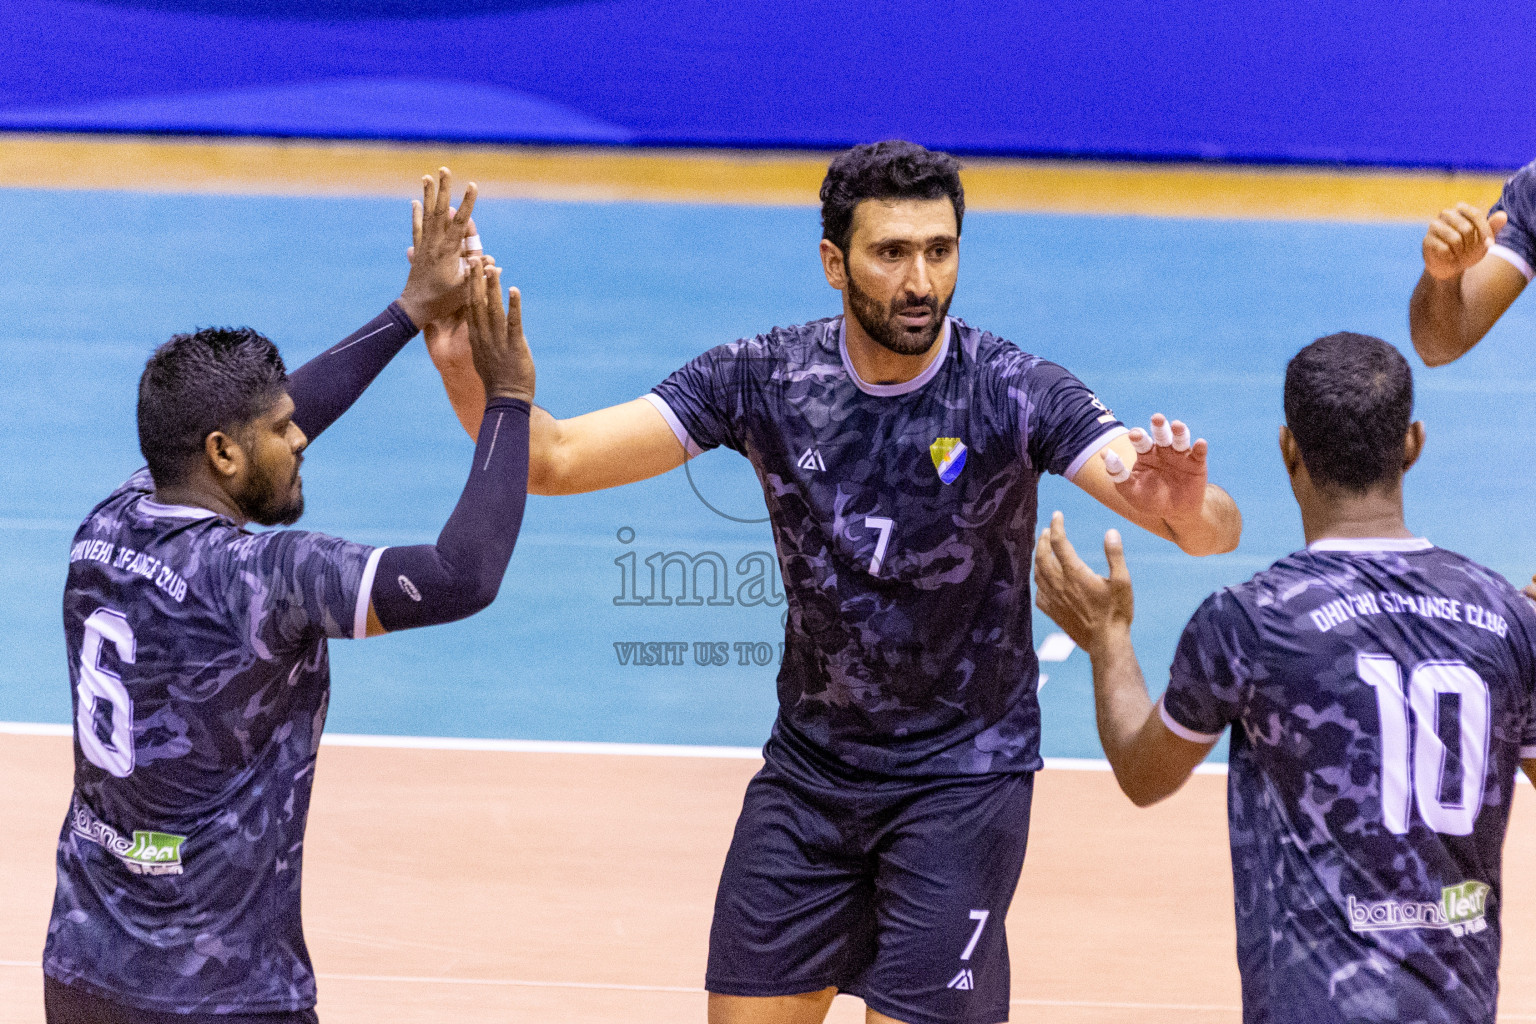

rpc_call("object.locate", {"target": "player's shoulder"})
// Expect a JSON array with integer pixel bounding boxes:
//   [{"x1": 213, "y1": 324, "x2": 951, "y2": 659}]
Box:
[
  {"x1": 1496, "y1": 159, "x2": 1536, "y2": 217},
  {"x1": 702, "y1": 317, "x2": 839, "y2": 380},
  {"x1": 951, "y1": 319, "x2": 1069, "y2": 384},
  {"x1": 76, "y1": 468, "x2": 155, "y2": 536},
  {"x1": 736, "y1": 317, "x2": 836, "y2": 357}
]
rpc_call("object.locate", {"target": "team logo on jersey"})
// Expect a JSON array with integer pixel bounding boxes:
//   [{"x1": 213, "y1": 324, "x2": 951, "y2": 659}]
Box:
[
  {"x1": 929, "y1": 438, "x2": 967, "y2": 484},
  {"x1": 1089, "y1": 394, "x2": 1117, "y2": 425},
  {"x1": 1346, "y1": 880, "x2": 1490, "y2": 937},
  {"x1": 797, "y1": 447, "x2": 826, "y2": 472},
  {"x1": 946, "y1": 968, "x2": 975, "y2": 990},
  {"x1": 70, "y1": 802, "x2": 186, "y2": 876}
]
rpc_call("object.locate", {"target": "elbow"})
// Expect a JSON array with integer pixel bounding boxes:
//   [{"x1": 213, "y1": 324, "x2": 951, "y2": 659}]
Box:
[
  {"x1": 528, "y1": 430, "x2": 573, "y2": 496},
  {"x1": 527, "y1": 452, "x2": 562, "y2": 496},
  {"x1": 460, "y1": 574, "x2": 503, "y2": 616},
  {"x1": 1110, "y1": 761, "x2": 1181, "y2": 808},
  {"x1": 1415, "y1": 343, "x2": 1456, "y2": 369}
]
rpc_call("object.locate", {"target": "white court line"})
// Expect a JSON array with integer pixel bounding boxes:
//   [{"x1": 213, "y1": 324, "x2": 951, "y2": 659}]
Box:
[{"x1": 0, "y1": 723, "x2": 1185, "y2": 771}]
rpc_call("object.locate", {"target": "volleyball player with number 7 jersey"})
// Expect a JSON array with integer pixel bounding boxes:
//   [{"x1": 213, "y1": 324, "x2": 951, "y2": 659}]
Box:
[
  {"x1": 1033, "y1": 332, "x2": 1536, "y2": 1024},
  {"x1": 427, "y1": 140, "x2": 1243, "y2": 1024}
]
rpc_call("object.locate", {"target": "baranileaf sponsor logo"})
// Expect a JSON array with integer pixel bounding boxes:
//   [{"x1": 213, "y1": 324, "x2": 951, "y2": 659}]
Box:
[
  {"x1": 1347, "y1": 880, "x2": 1490, "y2": 937},
  {"x1": 70, "y1": 801, "x2": 186, "y2": 876}
]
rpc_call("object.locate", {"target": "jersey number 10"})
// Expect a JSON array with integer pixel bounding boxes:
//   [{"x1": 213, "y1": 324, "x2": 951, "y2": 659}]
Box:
[
  {"x1": 76, "y1": 607, "x2": 137, "y2": 778},
  {"x1": 1357, "y1": 653, "x2": 1489, "y2": 836}
]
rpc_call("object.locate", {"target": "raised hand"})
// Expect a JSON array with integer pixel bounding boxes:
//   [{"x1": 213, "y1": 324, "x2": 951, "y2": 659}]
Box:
[
  {"x1": 1423, "y1": 201, "x2": 1508, "y2": 281},
  {"x1": 465, "y1": 261, "x2": 536, "y2": 406},
  {"x1": 1033, "y1": 511, "x2": 1134, "y2": 654},
  {"x1": 1101, "y1": 414, "x2": 1209, "y2": 529},
  {"x1": 398, "y1": 167, "x2": 478, "y2": 327}
]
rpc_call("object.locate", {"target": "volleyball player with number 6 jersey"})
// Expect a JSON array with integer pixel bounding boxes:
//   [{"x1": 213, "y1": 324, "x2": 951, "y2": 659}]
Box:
[
  {"x1": 427, "y1": 140, "x2": 1243, "y2": 1024},
  {"x1": 45, "y1": 171, "x2": 537, "y2": 1023},
  {"x1": 1033, "y1": 332, "x2": 1536, "y2": 1024}
]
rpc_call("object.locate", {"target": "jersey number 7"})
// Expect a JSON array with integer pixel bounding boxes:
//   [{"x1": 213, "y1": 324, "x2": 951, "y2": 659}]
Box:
[{"x1": 1358, "y1": 653, "x2": 1489, "y2": 836}]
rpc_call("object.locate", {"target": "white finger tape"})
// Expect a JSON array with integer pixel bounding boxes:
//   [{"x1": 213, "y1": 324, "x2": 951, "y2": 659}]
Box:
[
  {"x1": 1103, "y1": 449, "x2": 1132, "y2": 483},
  {"x1": 1150, "y1": 418, "x2": 1174, "y2": 447},
  {"x1": 1129, "y1": 429, "x2": 1154, "y2": 454},
  {"x1": 1170, "y1": 422, "x2": 1191, "y2": 452},
  {"x1": 461, "y1": 234, "x2": 483, "y2": 254}
]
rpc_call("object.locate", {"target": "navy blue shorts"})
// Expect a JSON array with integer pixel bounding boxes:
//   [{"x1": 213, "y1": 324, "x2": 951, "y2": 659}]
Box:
[
  {"x1": 45, "y1": 976, "x2": 319, "y2": 1024},
  {"x1": 706, "y1": 745, "x2": 1034, "y2": 1024}
]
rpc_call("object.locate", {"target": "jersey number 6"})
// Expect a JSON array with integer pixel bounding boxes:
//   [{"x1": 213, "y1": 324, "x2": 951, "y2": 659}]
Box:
[
  {"x1": 77, "y1": 607, "x2": 137, "y2": 778},
  {"x1": 1358, "y1": 653, "x2": 1490, "y2": 836}
]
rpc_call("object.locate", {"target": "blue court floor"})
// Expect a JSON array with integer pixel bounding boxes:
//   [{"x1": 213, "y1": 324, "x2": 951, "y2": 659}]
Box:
[{"x1": 4, "y1": 189, "x2": 1534, "y2": 759}]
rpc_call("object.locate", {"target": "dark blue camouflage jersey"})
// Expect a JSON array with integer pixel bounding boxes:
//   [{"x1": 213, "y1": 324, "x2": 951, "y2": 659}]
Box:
[
  {"x1": 1490, "y1": 159, "x2": 1536, "y2": 283},
  {"x1": 650, "y1": 316, "x2": 1125, "y2": 776},
  {"x1": 46, "y1": 469, "x2": 381, "y2": 1014},
  {"x1": 1161, "y1": 539, "x2": 1536, "y2": 1024}
]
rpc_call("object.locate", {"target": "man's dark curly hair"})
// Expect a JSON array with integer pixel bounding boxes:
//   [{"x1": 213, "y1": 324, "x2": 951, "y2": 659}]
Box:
[
  {"x1": 137, "y1": 327, "x2": 288, "y2": 487},
  {"x1": 820, "y1": 140, "x2": 964, "y2": 255},
  {"x1": 1284, "y1": 332, "x2": 1414, "y2": 493}
]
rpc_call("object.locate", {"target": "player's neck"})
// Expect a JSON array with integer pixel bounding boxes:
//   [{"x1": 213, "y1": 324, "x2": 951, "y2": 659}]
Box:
[
  {"x1": 841, "y1": 309, "x2": 945, "y2": 386},
  {"x1": 1299, "y1": 485, "x2": 1414, "y2": 546},
  {"x1": 153, "y1": 478, "x2": 247, "y2": 526}
]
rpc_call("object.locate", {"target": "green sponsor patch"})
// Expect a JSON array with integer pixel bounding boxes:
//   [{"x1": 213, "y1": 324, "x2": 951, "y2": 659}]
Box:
[
  {"x1": 125, "y1": 830, "x2": 185, "y2": 867},
  {"x1": 1442, "y1": 880, "x2": 1491, "y2": 925}
]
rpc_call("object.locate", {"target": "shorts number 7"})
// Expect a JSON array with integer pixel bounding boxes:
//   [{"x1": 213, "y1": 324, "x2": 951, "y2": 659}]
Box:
[
  {"x1": 960, "y1": 909, "x2": 989, "y2": 961},
  {"x1": 864, "y1": 516, "x2": 894, "y2": 575}
]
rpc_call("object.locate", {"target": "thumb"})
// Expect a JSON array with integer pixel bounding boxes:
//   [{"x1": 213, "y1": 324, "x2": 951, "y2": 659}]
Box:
[
  {"x1": 1490, "y1": 210, "x2": 1509, "y2": 238},
  {"x1": 1104, "y1": 529, "x2": 1131, "y2": 586}
]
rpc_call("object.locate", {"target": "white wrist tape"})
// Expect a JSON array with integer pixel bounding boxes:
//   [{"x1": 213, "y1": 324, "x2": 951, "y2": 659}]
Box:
[{"x1": 1103, "y1": 449, "x2": 1132, "y2": 483}]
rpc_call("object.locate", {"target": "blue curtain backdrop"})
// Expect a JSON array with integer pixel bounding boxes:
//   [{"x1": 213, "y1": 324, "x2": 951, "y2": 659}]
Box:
[{"x1": 0, "y1": 0, "x2": 1529, "y2": 168}]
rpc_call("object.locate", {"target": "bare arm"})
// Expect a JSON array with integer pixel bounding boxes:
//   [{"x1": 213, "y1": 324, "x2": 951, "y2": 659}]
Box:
[
  {"x1": 1409, "y1": 202, "x2": 1525, "y2": 366},
  {"x1": 1071, "y1": 416, "x2": 1240, "y2": 557},
  {"x1": 1033, "y1": 513, "x2": 1216, "y2": 805},
  {"x1": 424, "y1": 317, "x2": 690, "y2": 495}
]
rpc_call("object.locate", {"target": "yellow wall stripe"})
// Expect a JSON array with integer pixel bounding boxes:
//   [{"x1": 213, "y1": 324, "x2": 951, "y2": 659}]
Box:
[{"x1": 0, "y1": 133, "x2": 1510, "y2": 223}]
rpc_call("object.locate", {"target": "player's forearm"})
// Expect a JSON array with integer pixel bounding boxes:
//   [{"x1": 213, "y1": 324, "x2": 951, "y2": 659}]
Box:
[
  {"x1": 287, "y1": 303, "x2": 419, "y2": 441},
  {"x1": 1087, "y1": 625, "x2": 1161, "y2": 803},
  {"x1": 1163, "y1": 484, "x2": 1241, "y2": 556},
  {"x1": 1088, "y1": 627, "x2": 1186, "y2": 807},
  {"x1": 1409, "y1": 271, "x2": 1477, "y2": 367},
  {"x1": 428, "y1": 337, "x2": 489, "y2": 438},
  {"x1": 371, "y1": 397, "x2": 530, "y2": 630}
]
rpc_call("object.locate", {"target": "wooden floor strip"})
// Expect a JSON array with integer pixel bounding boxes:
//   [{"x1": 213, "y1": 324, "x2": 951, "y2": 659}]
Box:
[{"x1": 0, "y1": 133, "x2": 1510, "y2": 222}]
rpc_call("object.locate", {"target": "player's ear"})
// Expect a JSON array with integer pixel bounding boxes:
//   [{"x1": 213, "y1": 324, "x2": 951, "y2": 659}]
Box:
[
  {"x1": 1278, "y1": 425, "x2": 1303, "y2": 478},
  {"x1": 819, "y1": 238, "x2": 848, "y2": 290},
  {"x1": 204, "y1": 429, "x2": 246, "y2": 482},
  {"x1": 1402, "y1": 421, "x2": 1426, "y2": 473}
]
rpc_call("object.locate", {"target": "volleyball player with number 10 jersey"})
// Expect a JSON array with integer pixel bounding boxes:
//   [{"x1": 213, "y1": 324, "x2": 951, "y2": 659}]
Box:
[{"x1": 1034, "y1": 333, "x2": 1536, "y2": 1024}]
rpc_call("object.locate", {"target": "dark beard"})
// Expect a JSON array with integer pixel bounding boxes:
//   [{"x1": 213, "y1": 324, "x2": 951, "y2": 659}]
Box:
[
  {"x1": 846, "y1": 270, "x2": 953, "y2": 357},
  {"x1": 240, "y1": 461, "x2": 305, "y2": 527}
]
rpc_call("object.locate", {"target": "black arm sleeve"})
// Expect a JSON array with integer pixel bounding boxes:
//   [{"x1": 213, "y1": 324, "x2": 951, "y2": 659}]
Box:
[
  {"x1": 370, "y1": 397, "x2": 530, "y2": 631},
  {"x1": 287, "y1": 302, "x2": 419, "y2": 442}
]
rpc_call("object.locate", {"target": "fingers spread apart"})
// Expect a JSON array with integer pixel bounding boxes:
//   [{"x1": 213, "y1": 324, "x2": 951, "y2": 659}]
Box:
[{"x1": 1132, "y1": 414, "x2": 1197, "y2": 454}]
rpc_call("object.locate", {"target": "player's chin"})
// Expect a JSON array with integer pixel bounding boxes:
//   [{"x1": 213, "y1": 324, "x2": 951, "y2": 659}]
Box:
[{"x1": 255, "y1": 483, "x2": 305, "y2": 528}]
